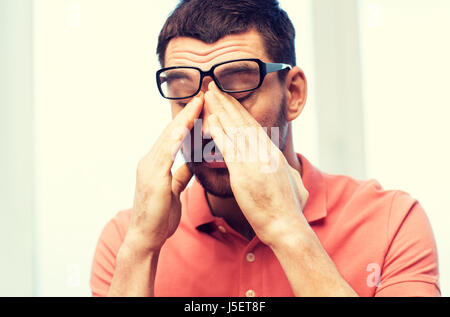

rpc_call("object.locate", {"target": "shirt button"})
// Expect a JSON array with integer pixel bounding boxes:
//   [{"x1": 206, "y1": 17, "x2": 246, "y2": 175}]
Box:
[
  {"x1": 217, "y1": 225, "x2": 227, "y2": 233},
  {"x1": 246, "y1": 252, "x2": 255, "y2": 263},
  {"x1": 245, "y1": 289, "x2": 255, "y2": 297}
]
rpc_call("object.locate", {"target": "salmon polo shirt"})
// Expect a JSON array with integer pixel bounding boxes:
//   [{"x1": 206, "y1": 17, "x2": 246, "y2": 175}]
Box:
[{"x1": 90, "y1": 154, "x2": 440, "y2": 297}]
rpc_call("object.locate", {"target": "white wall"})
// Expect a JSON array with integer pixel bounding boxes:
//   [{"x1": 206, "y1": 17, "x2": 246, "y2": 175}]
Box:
[
  {"x1": 0, "y1": 0, "x2": 34, "y2": 297},
  {"x1": 32, "y1": 0, "x2": 317, "y2": 296},
  {"x1": 33, "y1": 0, "x2": 179, "y2": 296},
  {"x1": 359, "y1": 0, "x2": 450, "y2": 295},
  {"x1": 281, "y1": 0, "x2": 320, "y2": 167}
]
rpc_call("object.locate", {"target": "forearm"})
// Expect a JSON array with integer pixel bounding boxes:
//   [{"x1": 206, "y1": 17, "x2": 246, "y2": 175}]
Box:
[
  {"x1": 107, "y1": 236, "x2": 160, "y2": 297},
  {"x1": 270, "y1": 222, "x2": 358, "y2": 297}
]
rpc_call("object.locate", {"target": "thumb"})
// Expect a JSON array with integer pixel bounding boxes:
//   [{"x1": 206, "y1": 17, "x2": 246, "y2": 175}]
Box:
[
  {"x1": 172, "y1": 163, "x2": 193, "y2": 197},
  {"x1": 288, "y1": 166, "x2": 309, "y2": 210}
]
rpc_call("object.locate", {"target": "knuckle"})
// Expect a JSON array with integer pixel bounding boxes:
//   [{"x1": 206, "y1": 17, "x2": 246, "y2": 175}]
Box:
[
  {"x1": 136, "y1": 159, "x2": 145, "y2": 174},
  {"x1": 137, "y1": 156, "x2": 149, "y2": 173},
  {"x1": 304, "y1": 189, "x2": 310, "y2": 200}
]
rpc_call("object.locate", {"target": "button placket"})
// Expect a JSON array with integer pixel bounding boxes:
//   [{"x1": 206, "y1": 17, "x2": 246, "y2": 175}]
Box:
[{"x1": 238, "y1": 243, "x2": 263, "y2": 298}]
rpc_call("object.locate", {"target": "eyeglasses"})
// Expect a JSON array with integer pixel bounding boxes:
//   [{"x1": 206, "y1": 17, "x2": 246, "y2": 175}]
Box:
[{"x1": 156, "y1": 58, "x2": 292, "y2": 100}]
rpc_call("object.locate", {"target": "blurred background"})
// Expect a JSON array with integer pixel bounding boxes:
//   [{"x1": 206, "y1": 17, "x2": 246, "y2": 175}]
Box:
[{"x1": 0, "y1": 0, "x2": 449, "y2": 296}]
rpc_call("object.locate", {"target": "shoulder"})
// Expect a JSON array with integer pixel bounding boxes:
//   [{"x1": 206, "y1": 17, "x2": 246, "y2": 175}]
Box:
[
  {"x1": 321, "y1": 172, "x2": 425, "y2": 243},
  {"x1": 323, "y1": 172, "x2": 416, "y2": 215}
]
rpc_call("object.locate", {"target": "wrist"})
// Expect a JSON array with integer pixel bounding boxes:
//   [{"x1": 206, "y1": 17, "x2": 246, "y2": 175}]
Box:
[
  {"x1": 121, "y1": 228, "x2": 165, "y2": 257},
  {"x1": 110, "y1": 233, "x2": 161, "y2": 297},
  {"x1": 115, "y1": 236, "x2": 161, "y2": 276},
  {"x1": 266, "y1": 216, "x2": 316, "y2": 253}
]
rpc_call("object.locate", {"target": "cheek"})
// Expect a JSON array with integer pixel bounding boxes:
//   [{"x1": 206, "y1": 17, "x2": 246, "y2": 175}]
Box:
[
  {"x1": 249, "y1": 100, "x2": 282, "y2": 128},
  {"x1": 248, "y1": 82, "x2": 284, "y2": 127}
]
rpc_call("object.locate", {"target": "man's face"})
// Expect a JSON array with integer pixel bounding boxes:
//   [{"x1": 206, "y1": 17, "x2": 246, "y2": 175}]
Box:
[{"x1": 164, "y1": 29, "x2": 288, "y2": 198}]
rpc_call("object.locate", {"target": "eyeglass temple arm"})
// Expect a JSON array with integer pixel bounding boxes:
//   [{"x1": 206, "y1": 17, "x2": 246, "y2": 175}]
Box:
[{"x1": 265, "y1": 63, "x2": 292, "y2": 74}]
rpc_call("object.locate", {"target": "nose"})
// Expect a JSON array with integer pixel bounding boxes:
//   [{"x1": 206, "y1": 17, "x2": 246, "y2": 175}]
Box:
[
  {"x1": 198, "y1": 77, "x2": 215, "y2": 137},
  {"x1": 200, "y1": 76, "x2": 214, "y2": 94}
]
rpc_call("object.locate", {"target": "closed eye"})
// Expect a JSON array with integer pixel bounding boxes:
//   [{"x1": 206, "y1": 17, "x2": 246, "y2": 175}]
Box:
[{"x1": 175, "y1": 97, "x2": 193, "y2": 107}]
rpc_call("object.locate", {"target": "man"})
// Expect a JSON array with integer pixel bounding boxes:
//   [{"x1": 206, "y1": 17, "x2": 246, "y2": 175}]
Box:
[{"x1": 90, "y1": 0, "x2": 440, "y2": 297}]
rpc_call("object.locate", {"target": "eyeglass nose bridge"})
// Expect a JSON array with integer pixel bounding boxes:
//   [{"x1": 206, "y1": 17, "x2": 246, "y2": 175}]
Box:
[{"x1": 197, "y1": 67, "x2": 223, "y2": 92}]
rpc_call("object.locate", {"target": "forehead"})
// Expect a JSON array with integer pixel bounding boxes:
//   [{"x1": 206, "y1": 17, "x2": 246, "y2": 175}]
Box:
[{"x1": 164, "y1": 29, "x2": 270, "y2": 70}]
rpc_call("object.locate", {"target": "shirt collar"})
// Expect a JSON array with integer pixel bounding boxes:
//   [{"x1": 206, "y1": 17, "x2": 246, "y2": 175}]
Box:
[
  {"x1": 297, "y1": 153, "x2": 327, "y2": 223},
  {"x1": 185, "y1": 153, "x2": 327, "y2": 229},
  {"x1": 185, "y1": 178, "x2": 217, "y2": 229}
]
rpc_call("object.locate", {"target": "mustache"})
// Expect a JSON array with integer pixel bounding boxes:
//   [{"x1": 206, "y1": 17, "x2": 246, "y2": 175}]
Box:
[
  {"x1": 183, "y1": 138, "x2": 223, "y2": 162},
  {"x1": 179, "y1": 118, "x2": 284, "y2": 168}
]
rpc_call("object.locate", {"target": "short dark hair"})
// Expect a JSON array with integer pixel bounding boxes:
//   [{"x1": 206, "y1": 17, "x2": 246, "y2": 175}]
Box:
[{"x1": 157, "y1": 0, "x2": 296, "y2": 80}]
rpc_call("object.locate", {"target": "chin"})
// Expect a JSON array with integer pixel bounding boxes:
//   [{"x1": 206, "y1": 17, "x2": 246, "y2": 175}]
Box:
[{"x1": 186, "y1": 162, "x2": 234, "y2": 198}]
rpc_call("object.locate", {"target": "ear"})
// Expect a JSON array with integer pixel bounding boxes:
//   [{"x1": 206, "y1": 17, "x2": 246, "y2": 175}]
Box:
[{"x1": 283, "y1": 66, "x2": 307, "y2": 122}]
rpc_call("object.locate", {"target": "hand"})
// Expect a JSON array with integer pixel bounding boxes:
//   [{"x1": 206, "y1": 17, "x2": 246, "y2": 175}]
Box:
[
  {"x1": 125, "y1": 93, "x2": 204, "y2": 252},
  {"x1": 204, "y1": 83, "x2": 309, "y2": 247}
]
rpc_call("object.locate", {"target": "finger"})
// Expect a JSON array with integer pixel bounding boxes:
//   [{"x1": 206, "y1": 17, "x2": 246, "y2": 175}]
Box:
[
  {"x1": 207, "y1": 82, "x2": 273, "y2": 156},
  {"x1": 172, "y1": 163, "x2": 193, "y2": 197},
  {"x1": 163, "y1": 92, "x2": 204, "y2": 140},
  {"x1": 288, "y1": 165, "x2": 309, "y2": 210},
  {"x1": 204, "y1": 86, "x2": 238, "y2": 128},
  {"x1": 289, "y1": 166, "x2": 302, "y2": 187},
  {"x1": 207, "y1": 114, "x2": 238, "y2": 169},
  {"x1": 151, "y1": 93, "x2": 204, "y2": 171},
  {"x1": 208, "y1": 81, "x2": 259, "y2": 127}
]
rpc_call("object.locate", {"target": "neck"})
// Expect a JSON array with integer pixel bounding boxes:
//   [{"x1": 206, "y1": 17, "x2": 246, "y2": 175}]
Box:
[{"x1": 206, "y1": 124, "x2": 302, "y2": 241}]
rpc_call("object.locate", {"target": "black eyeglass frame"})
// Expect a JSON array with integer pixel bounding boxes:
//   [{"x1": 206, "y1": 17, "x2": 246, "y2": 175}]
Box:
[{"x1": 156, "y1": 58, "x2": 292, "y2": 100}]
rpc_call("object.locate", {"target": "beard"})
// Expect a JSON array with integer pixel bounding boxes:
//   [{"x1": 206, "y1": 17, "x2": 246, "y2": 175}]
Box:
[{"x1": 181, "y1": 95, "x2": 288, "y2": 198}]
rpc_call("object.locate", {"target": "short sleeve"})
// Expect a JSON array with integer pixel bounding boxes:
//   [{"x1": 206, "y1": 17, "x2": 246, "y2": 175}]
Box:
[
  {"x1": 375, "y1": 192, "x2": 440, "y2": 297},
  {"x1": 89, "y1": 209, "x2": 131, "y2": 297}
]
